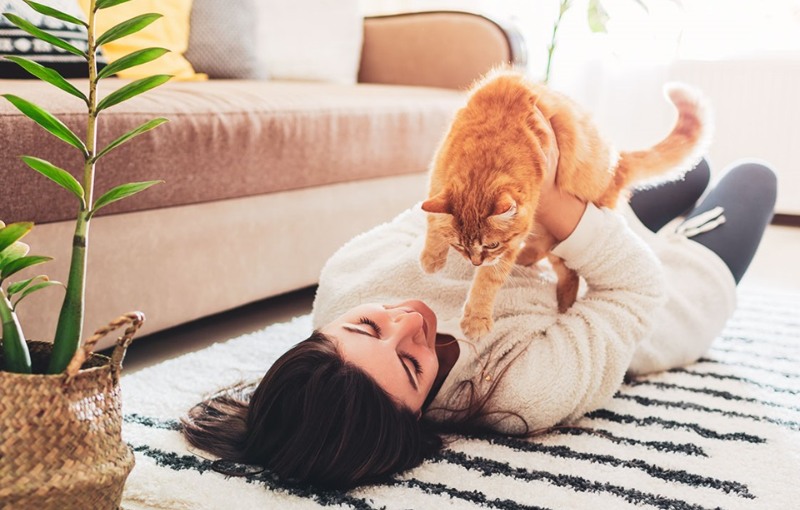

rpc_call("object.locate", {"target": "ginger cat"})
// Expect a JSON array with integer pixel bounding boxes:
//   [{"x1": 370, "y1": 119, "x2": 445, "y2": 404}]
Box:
[{"x1": 420, "y1": 69, "x2": 710, "y2": 339}]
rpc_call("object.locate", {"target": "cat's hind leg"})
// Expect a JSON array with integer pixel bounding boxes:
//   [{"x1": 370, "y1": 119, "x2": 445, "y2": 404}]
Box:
[
  {"x1": 515, "y1": 231, "x2": 551, "y2": 266},
  {"x1": 550, "y1": 255, "x2": 579, "y2": 312}
]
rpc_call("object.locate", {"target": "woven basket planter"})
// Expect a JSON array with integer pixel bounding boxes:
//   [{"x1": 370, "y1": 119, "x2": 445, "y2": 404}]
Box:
[{"x1": 0, "y1": 312, "x2": 145, "y2": 509}]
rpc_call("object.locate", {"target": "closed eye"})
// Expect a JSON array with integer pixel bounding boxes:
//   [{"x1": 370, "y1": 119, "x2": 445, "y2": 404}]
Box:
[
  {"x1": 485, "y1": 242, "x2": 500, "y2": 249},
  {"x1": 401, "y1": 352, "x2": 423, "y2": 375},
  {"x1": 358, "y1": 316, "x2": 382, "y2": 337}
]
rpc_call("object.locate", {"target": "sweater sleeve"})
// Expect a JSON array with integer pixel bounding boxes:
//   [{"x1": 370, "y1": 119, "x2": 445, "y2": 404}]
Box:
[{"x1": 487, "y1": 204, "x2": 667, "y2": 432}]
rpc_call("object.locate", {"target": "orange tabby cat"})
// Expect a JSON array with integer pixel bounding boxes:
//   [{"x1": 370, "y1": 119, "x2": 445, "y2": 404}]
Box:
[{"x1": 420, "y1": 69, "x2": 710, "y2": 339}]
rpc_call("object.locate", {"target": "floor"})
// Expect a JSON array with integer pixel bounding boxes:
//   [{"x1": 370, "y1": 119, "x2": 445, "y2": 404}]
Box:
[{"x1": 120, "y1": 224, "x2": 800, "y2": 375}]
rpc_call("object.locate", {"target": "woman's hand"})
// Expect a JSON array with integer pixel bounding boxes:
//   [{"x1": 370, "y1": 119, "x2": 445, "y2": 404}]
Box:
[{"x1": 534, "y1": 122, "x2": 587, "y2": 243}]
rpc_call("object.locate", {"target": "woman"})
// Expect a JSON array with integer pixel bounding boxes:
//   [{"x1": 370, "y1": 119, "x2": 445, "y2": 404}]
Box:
[{"x1": 182, "y1": 156, "x2": 777, "y2": 489}]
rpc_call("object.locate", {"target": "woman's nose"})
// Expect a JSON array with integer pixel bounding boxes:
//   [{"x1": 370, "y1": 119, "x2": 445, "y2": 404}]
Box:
[{"x1": 383, "y1": 308, "x2": 422, "y2": 341}]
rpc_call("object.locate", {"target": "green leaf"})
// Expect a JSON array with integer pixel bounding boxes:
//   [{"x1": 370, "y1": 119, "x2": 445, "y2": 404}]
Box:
[
  {"x1": 0, "y1": 223, "x2": 32, "y2": 255},
  {"x1": 2, "y1": 257, "x2": 52, "y2": 281},
  {"x1": 0, "y1": 242, "x2": 30, "y2": 271},
  {"x1": 22, "y1": 0, "x2": 88, "y2": 27},
  {"x1": 97, "y1": 47, "x2": 169, "y2": 80},
  {"x1": 1, "y1": 95, "x2": 87, "y2": 155},
  {"x1": 2, "y1": 13, "x2": 86, "y2": 58},
  {"x1": 6, "y1": 274, "x2": 49, "y2": 296},
  {"x1": 91, "y1": 180, "x2": 163, "y2": 216},
  {"x1": 587, "y1": 0, "x2": 610, "y2": 33},
  {"x1": 21, "y1": 156, "x2": 85, "y2": 205},
  {"x1": 96, "y1": 0, "x2": 135, "y2": 9},
  {"x1": 4, "y1": 57, "x2": 88, "y2": 102},
  {"x1": 96, "y1": 75, "x2": 171, "y2": 112},
  {"x1": 13, "y1": 280, "x2": 63, "y2": 308},
  {"x1": 1, "y1": 292, "x2": 31, "y2": 373},
  {"x1": 96, "y1": 13, "x2": 162, "y2": 47},
  {"x1": 95, "y1": 117, "x2": 168, "y2": 161}
]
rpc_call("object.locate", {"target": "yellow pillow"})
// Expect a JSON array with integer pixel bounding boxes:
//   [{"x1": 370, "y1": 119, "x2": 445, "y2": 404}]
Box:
[{"x1": 78, "y1": 0, "x2": 206, "y2": 81}]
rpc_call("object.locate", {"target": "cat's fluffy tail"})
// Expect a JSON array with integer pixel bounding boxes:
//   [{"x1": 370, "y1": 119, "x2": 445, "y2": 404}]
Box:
[{"x1": 617, "y1": 82, "x2": 713, "y2": 188}]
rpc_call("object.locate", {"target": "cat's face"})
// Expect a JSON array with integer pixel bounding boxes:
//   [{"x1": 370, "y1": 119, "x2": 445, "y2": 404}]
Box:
[{"x1": 422, "y1": 192, "x2": 532, "y2": 267}]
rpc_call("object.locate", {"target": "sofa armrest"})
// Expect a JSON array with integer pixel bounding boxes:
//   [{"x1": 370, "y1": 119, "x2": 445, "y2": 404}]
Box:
[{"x1": 359, "y1": 11, "x2": 527, "y2": 90}]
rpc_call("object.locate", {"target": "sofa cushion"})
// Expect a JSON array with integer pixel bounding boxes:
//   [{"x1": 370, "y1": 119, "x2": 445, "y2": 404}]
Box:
[
  {"x1": 0, "y1": 79, "x2": 465, "y2": 224},
  {"x1": 0, "y1": 0, "x2": 103, "y2": 78},
  {"x1": 76, "y1": 0, "x2": 203, "y2": 81},
  {"x1": 185, "y1": 0, "x2": 267, "y2": 79}
]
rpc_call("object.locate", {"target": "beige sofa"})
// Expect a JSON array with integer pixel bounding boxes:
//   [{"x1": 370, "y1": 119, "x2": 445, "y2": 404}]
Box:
[{"x1": 0, "y1": 11, "x2": 525, "y2": 350}]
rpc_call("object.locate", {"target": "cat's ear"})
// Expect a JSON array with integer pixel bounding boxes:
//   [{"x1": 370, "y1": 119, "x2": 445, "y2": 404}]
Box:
[
  {"x1": 492, "y1": 194, "x2": 517, "y2": 220},
  {"x1": 421, "y1": 193, "x2": 451, "y2": 214}
]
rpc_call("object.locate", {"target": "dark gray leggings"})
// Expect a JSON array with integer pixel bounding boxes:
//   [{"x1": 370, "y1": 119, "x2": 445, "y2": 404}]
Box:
[{"x1": 629, "y1": 159, "x2": 777, "y2": 283}]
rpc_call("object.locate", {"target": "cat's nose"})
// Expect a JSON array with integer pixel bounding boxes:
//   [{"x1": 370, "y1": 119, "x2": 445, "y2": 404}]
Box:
[{"x1": 470, "y1": 255, "x2": 483, "y2": 266}]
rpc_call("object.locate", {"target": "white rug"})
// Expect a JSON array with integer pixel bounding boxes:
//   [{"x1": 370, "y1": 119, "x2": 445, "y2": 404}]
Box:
[{"x1": 120, "y1": 287, "x2": 800, "y2": 510}]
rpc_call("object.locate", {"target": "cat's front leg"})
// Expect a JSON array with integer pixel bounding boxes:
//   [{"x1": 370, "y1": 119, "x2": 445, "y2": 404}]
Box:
[
  {"x1": 420, "y1": 216, "x2": 450, "y2": 273},
  {"x1": 461, "y1": 249, "x2": 519, "y2": 339}
]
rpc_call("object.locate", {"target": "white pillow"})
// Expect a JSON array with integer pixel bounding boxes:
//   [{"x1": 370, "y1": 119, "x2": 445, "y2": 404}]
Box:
[{"x1": 256, "y1": 0, "x2": 363, "y2": 84}]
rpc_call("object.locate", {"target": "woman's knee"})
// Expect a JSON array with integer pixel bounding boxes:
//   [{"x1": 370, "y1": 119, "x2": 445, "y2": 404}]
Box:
[{"x1": 719, "y1": 161, "x2": 778, "y2": 200}]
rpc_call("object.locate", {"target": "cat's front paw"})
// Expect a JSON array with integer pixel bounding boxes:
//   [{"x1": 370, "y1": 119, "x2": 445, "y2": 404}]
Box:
[
  {"x1": 420, "y1": 250, "x2": 446, "y2": 274},
  {"x1": 460, "y1": 311, "x2": 494, "y2": 339}
]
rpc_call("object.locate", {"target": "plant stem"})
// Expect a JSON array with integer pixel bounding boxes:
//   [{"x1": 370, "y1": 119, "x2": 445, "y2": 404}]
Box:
[
  {"x1": 544, "y1": 0, "x2": 572, "y2": 84},
  {"x1": 1, "y1": 290, "x2": 31, "y2": 373},
  {"x1": 47, "y1": 0, "x2": 98, "y2": 374}
]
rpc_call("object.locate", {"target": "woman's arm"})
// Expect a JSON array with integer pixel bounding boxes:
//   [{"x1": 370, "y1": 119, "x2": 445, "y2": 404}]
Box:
[
  {"x1": 489, "y1": 201, "x2": 667, "y2": 433},
  {"x1": 484, "y1": 127, "x2": 664, "y2": 432}
]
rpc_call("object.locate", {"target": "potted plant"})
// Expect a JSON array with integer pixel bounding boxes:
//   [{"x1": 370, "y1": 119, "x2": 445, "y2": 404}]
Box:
[{"x1": 0, "y1": 0, "x2": 169, "y2": 506}]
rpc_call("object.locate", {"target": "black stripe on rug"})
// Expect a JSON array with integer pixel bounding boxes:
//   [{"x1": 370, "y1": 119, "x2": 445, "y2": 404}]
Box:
[
  {"x1": 551, "y1": 427, "x2": 707, "y2": 456},
  {"x1": 131, "y1": 443, "x2": 555, "y2": 510},
  {"x1": 625, "y1": 380, "x2": 800, "y2": 413},
  {"x1": 130, "y1": 444, "x2": 378, "y2": 509},
  {"x1": 615, "y1": 394, "x2": 800, "y2": 431},
  {"x1": 125, "y1": 413, "x2": 182, "y2": 430},
  {"x1": 722, "y1": 326, "x2": 800, "y2": 342},
  {"x1": 719, "y1": 333, "x2": 800, "y2": 349},
  {"x1": 386, "y1": 478, "x2": 553, "y2": 510},
  {"x1": 432, "y1": 450, "x2": 740, "y2": 510},
  {"x1": 455, "y1": 434, "x2": 748, "y2": 496},
  {"x1": 668, "y1": 368, "x2": 800, "y2": 394},
  {"x1": 585, "y1": 409, "x2": 766, "y2": 443},
  {"x1": 709, "y1": 346, "x2": 800, "y2": 364},
  {"x1": 697, "y1": 357, "x2": 800, "y2": 380}
]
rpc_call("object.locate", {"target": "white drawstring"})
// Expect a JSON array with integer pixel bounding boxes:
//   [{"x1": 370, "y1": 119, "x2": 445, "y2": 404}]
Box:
[{"x1": 675, "y1": 206, "x2": 726, "y2": 238}]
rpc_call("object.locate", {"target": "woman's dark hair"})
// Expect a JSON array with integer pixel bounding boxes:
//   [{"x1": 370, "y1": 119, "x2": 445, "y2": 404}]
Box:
[{"x1": 181, "y1": 331, "x2": 444, "y2": 489}]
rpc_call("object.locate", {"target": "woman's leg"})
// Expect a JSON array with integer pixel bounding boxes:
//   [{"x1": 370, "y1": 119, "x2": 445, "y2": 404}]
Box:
[
  {"x1": 629, "y1": 159, "x2": 711, "y2": 233},
  {"x1": 680, "y1": 162, "x2": 777, "y2": 283}
]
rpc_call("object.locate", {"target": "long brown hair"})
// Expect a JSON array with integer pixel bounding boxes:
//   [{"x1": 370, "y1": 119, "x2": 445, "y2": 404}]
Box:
[{"x1": 181, "y1": 331, "x2": 443, "y2": 489}]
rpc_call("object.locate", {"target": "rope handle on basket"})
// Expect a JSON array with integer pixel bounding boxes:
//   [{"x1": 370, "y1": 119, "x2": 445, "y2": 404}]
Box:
[{"x1": 65, "y1": 311, "x2": 146, "y2": 379}]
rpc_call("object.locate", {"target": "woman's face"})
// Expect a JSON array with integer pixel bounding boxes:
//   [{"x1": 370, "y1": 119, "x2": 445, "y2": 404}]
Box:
[{"x1": 321, "y1": 300, "x2": 439, "y2": 414}]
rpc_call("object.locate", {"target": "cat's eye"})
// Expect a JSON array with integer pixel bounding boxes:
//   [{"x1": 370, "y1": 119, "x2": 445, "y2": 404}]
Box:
[{"x1": 486, "y1": 242, "x2": 500, "y2": 249}]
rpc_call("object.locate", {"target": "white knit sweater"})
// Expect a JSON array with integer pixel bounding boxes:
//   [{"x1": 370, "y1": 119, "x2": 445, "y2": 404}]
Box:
[{"x1": 311, "y1": 202, "x2": 736, "y2": 434}]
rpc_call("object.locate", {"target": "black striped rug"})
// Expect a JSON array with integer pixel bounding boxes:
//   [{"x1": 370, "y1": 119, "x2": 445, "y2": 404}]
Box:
[{"x1": 120, "y1": 286, "x2": 800, "y2": 509}]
